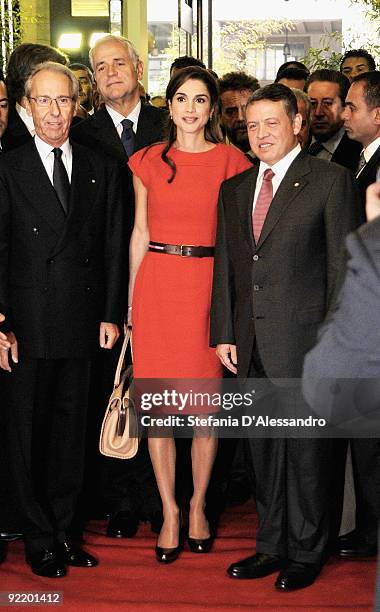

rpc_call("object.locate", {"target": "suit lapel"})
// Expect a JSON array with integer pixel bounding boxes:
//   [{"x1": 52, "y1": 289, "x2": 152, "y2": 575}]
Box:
[
  {"x1": 358, "y1": 145, "x2": 380, "y2": 186},
  {"x1": 91, "y1": 107, "x2": 126, "y2": 162},
  {"x1": 257, "y1": 150, "x2": 311, "y2": 248},
  {"x1": 236, "y1": 166, "x2": 258, "y2": 252},
  {"x1": 51, "y1": 143, "x2": 96, "y2": 256},
  {"x1": 134, "y1": 103, "x2": 163, "y2": 150},
  {"x1": 14, "y1": 140, "x2": 66, "y2": 236}
]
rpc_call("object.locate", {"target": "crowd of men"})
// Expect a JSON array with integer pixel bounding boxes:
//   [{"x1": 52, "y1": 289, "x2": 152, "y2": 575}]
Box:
[{"x1": 0, "y1": 38, "x2": 379, "y2": 592}]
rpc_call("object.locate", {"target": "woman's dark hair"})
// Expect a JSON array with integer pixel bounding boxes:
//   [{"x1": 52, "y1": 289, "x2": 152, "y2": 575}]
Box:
[{"x1": 162, "y1": 66, "x2": 222, "y2": 183}]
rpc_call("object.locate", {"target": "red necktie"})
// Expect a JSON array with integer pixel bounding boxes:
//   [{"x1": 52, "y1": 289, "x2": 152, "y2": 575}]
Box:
[{"x1": 252, "y1": 168, "x2": 274, "y2": 243}]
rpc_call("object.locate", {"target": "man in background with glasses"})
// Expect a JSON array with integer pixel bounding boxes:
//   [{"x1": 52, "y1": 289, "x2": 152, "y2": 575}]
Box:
[{"x1": 0, "y1": 62, "x2": 125, "y2": 578}]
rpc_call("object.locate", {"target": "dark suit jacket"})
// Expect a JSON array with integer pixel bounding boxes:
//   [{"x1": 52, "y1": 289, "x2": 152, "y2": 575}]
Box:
[
  {"x1": 303, "y1": 215, "x2": 380, "y2": 378},
  {"x1": 1, "y1": 105, "x2": 32, "y2": 152},
  {"x1": 210, "y1": 150, "x2": 362, "y2": 379},
  {"x1": 70, "y1": 103, "x2": 167, "y2": 234},
  {"x1": 356, "y1": 144, "x2": 380, "y2": 211},
  {"x1": 331, "y1": 131, "x2": 362, "y2": 173},
  {"x1": 0, "y1": 139, "x2": 125, "y2": 359},
  {"x1": 302, "y1": 216, "x2": 380, "y2": 433}
]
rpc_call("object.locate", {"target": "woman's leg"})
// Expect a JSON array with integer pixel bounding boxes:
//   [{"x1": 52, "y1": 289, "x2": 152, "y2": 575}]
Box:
[
  {"x1": 189, "y1": 428, "x2": 218, "y2": 538},
  {"x1": 148, "y1": 434, "x2": 179, "y2": 547}
]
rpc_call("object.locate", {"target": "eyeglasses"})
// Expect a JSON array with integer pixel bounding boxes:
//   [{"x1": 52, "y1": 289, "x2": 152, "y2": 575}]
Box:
[{"x1": 28, "y1": 96, "x2": 75, "y2": 108}]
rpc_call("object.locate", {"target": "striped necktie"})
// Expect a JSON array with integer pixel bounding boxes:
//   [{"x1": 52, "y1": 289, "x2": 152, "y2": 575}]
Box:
[{"x1": 252, "y1": 169, "x2": 274, "y2": 243}]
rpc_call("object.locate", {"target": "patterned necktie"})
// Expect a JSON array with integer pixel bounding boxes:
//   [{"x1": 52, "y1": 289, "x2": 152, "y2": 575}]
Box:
[
  {"x1": 252, "y1": 168, "x2": 274, "y2": 243},
  {"x1": 121, "y1": 118, "x2": 135, "y2": 158},
  {"x1": 308, "y1": 141, "x2": 325, "y2": 156},
  {"x1": 52, "y1": 148, "x2": 70, "y2": 215},
  {"x1": 356, "y1": 151, "x2": 366, "y2": 177}
]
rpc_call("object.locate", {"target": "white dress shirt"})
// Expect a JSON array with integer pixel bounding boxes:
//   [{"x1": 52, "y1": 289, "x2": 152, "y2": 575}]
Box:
[
  {"x1": 309, "y1": 126, "x2": 346, "y2": 162},
  {"x1": 105, "y1": 100, "x2": 142, "y2": 138},
  {"x1": 34, "y1": 135, "x2": 72, "y2": 184},
  {"x1": 16, "y1": 102, "x2": 35, "y2": 135},
  {"x1": 253, "y1": 144, "x2": 301, "y2": 212},
  {"x1": 362, "y1": 135, "x2": 380, "y2": 165},
  {"x1": 356, "y1": 135, "x2": 380, "y2": 177}
]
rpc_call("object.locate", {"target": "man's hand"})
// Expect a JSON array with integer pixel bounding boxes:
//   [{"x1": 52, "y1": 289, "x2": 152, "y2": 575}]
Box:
[
  {"x1": 216, "y1": 343, "x2": 237, "y2": 374},
  {"x1": 366, "y1": 181, "x2": 380, "y2": 222},
  {"x1": 0, "y1": 331, "x2": 18, "y2": 372},
  {"x1": 99, "y1": 322, "x2": 120, "y2": 349}
]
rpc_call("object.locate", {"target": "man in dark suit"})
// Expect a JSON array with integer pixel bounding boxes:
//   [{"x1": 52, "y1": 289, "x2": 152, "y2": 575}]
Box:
[
  {"x1": 0, "y1": 74, "x2": 9, "y2": 565},
  {"x1": 210, "y1": 84, "x2": 361, "y2": 590},
  {"x1": 0, "y1": 72, "x2": 8, "y2": 152},
  {"x1": 343, "y1": 71, "x2": 380, "y2": 212},
  {"x1": 303, "y1": 178, "x2": 380, "y2": 549},
  {"x1": 2, "y1": 43, "x2": 68, "y2": 152},
  {"x1": 71, "y1": 34, "x2": 166, "y2": 538},
  {"x1": 302, "y1": 180, "x2": 380, "y2": 604},
  {"x1": 326, "y1": 70, "x2": 380, "y2": 559},
  {"x1": 306, "y1": 69, "x2": 362, "y2": 173},
  {"x1": 0, "y1": 62, "x2": 125, "y2": 578}
]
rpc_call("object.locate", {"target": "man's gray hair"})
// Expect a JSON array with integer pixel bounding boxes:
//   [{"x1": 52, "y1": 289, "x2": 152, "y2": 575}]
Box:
[
  {"x1": 25, "y1": 61, "x2": 79, "y2": 99},
  {"x1": 89, "y1": 34, "x2": 140, "y2": 69},
  {"x1": 291, "y1": 87, "x2": 312, "y2": 122}
]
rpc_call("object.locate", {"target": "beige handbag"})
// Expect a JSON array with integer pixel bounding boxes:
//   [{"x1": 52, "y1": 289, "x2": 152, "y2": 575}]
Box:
[{"x1": 99, "y1": 328, "x2": 140, "y2": 459}]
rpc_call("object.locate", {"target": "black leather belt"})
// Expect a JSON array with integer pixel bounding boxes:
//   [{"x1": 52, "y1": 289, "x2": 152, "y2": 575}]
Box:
[{"x1": 149, "y1": 241, "x2": 214, "y2": 258}]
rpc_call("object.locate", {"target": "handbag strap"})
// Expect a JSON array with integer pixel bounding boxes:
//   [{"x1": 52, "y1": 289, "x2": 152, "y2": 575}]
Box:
[{"x1": 114, "y1": 328, "x2": 132, "y2": 388}]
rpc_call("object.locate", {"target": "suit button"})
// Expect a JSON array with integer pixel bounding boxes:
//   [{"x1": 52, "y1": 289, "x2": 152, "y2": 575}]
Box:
[
  {"x1": 84, "y1": 258, "x2": 89, "y2": 265},
  {"x1": 253, "y1": 255, "x2": 259, "y2": 261},
  {"x1": 32, "y1": 227, "x2": 39, "y2": 235},
  {"x1": 253, "y1": 284, "x2": 260, "y2": 291},
  {"x1": 47, "y1": 258, "x2": 54, "y2": 264},
  {"x1": 85, "y1": 286, "x2": 91, "y2": 292}
]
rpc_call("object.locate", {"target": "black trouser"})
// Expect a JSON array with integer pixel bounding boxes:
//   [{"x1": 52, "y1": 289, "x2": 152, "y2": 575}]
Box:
[
  {"x1": 351, "y1": 438, "x2": 380, "y2": 544},
  {"x1": 4, "y1": 356, "x2": 90, "y2": 556},
  {"x1": 247, "y1": 351, "x2": 332, "y2": 564}
]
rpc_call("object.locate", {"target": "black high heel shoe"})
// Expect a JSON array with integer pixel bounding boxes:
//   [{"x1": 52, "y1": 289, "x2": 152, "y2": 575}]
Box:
[
  {"x1": 155, "y1": 512, "x2": 183, "y2": 564},
  {"x1": 187, "y1": 516, "x2": 215, "y2": 554},
  {"x1": 187, "y1": 535, "x2": 214, "y2": 554}
]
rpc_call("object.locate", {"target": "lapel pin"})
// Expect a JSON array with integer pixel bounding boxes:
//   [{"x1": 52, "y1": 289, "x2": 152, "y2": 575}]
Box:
[
  {"x1": 294, "y1": 182, "x2": 300, "y2": 187},
  {"x1": 91, "y1": 179, "x2": 96, "y2": 183}
]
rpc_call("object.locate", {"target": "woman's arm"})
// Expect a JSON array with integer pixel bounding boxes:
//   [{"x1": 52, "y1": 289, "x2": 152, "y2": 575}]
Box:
[{"x1": 128, "y1": 174, "x2": 149, "y2": 324}]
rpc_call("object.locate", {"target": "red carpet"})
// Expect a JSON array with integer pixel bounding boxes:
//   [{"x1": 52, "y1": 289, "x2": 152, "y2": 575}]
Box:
[{"x1": 1, "y1": 502, "x2": 376, "y2": 611}]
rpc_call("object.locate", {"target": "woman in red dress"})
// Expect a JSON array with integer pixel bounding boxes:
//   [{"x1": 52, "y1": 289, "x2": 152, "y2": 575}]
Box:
[{"x1": 128, "y1": 67, "x2": 251, "y2": 563}]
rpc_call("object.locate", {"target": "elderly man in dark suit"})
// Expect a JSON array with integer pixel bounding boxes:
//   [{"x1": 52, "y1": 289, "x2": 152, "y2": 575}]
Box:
[
  {"x1": 306, "y1": 69, "x2": 362, "y2": 173},
  {"x1": 0, "y1": 62, "x2": 125, "y2": 578},
  {"x1": 210, "y1": 84, "x2": 361, "y2": 590},
  {"x1": 2, "y1": 43, "x2": 68, "y2": 152},
  {"x1": 71, "y1": 34, "x2": 166, "y2": 539}
]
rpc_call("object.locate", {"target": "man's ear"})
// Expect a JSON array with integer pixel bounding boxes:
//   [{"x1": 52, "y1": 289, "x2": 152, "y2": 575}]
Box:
[
  {"x1": 293, "y1": 112, "x2": 303, "y2": 136},
  {"x1": 23, "y1": 96, "x2": 33, "y2": 117},
  {"x1": 74, "y1": 98, "x2": 80, "y2": 116},
  {"x1": 137, "y1": 60, "x2": 144, "y2": 82}
]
